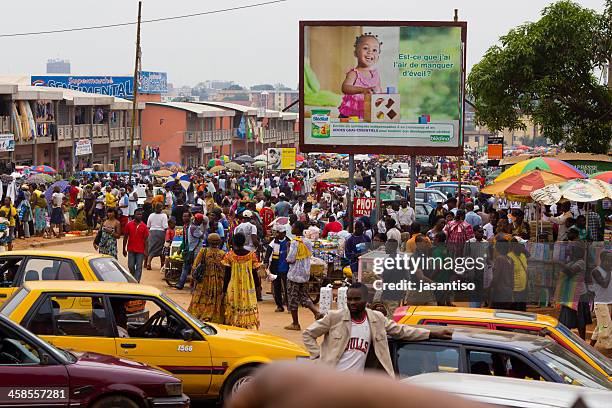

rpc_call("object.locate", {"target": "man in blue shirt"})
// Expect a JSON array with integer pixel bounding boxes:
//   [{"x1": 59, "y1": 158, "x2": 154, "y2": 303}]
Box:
[
  {"x1": 264, "y1": 224, "x2": 291, "y2": 312},
  {"x1": 465, "y1": 202, "x2": 482, "y2": 229},
  {"x1": 274, "y1": 193, "x2": 291, "y2": 217}
]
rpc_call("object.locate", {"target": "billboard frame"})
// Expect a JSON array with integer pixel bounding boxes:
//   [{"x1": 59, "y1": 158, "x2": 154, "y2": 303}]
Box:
[{"x1": 299, "y1": 20, "x2": 467, "y2": 156}]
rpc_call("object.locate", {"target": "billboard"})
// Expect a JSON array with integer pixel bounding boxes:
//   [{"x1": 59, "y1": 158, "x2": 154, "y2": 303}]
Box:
[
  {"x1": 0, "y1": 134, "x2": 15, "y2": 152},
  {"x1": 75, "y1": 139, "x2": 92, "y2": 156},
  {"x1": 31, "y1": 71, "x2": 167, "y2": 98},
  {"x1": 487, "y1": 135, "x2": 503, "y2": 160},
  {"x1": 267, "y1": 148, "x2": 296, "y2": 170},
  {"x1": 300, "y1": 21, "x2": 467, "y2": 155}
]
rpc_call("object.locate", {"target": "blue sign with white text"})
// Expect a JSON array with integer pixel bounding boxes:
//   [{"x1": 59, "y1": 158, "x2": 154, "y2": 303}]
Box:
[{"x1": 31, "y1": 71, "x2": 167, "y2": 98}]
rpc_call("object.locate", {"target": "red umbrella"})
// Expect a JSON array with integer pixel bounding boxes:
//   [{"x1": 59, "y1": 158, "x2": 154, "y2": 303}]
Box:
[{"x1": 296, "y1": 154, "x2": 305, "y2": 162}]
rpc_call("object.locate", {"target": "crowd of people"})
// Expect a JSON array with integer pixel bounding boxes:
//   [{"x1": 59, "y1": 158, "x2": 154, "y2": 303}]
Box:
[{"x1": 0, "y1": 153, "x2": 610, "y2": 354}]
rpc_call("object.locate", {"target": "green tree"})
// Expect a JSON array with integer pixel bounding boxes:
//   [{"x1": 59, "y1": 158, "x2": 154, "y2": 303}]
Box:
[
  {"x1": 467, "y1": 0, "x2": 612, "y2": 153},
  {"x1": 250, "y1": 84, "x2": 275, "y2": 91}
]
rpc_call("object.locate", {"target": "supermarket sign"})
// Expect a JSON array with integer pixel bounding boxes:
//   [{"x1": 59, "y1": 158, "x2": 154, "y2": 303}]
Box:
[{"x1": 354, "y1": 197, "x2": 376, "y2": 217}]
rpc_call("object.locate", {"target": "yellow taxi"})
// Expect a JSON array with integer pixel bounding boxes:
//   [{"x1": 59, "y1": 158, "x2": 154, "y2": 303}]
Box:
[
  {"x1": 392, "y1": 306, "x2": 612, "y2": 382},
  {"x1": 0, "y1": 281, "x2": 308, "y2": 401},
  {"x1": 0, "y1": 250, "x2": 136, "y2": 305}
]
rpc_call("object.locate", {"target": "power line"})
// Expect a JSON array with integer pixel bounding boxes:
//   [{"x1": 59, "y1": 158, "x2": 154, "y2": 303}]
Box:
[{"x1": 0, "y1": 0, "x2": 288, "y2": 38}]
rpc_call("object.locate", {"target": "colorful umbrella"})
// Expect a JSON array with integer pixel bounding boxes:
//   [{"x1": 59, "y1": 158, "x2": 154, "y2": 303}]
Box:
[
  {"x1": 253, "y1": 154, "x2": 267, "y2": 161},
  {"x1": 316, "y1": 169, "x2": 349, "y2": 182},
  {"x1": 208, "y1": 158, "x2": 223, "y2": 168},
  {"x1": 225, "y1": 162, "x2": 245, "y2": 172},
  {"x1": 253, "y1": 161, "x2": 267, "y2": 168},
  {"x1": 153, "y1": 169, "x2": 172, "y2": 177},
  {"x1": 233, "y1": 155, "x2": 254, "y2": 164},
  {"x1": 209, "y1": 165, "x2": 226, "y2": 173},
  {"x1": 26, "y1": 173, "x2": 54, "y2": 185},
  {"x1": 220, "y1": 155, "x2": 230, "y2": 163},
  {"x1": 482, "y1": 170, "x2": 569, "y2": 201},
  {"x1": 495, "y1": 157, "x2": 586, "y2": 182},
  {"x1": 559, "y1": 179, "x2": 612, "y2": 202},
  {"x1": 164, "y1": 161, "x2": 183, "y2": 168},
  {"x1": 590, "y1": 171, "x2": 612, "y2": 184},
  {"x1": 30, "y1": 165, "x2": 56, "y2": 174},
  {"x1": 296, "y1": 154, "x2": 305, "y2": 162},
  {"x1": 45, "y1": 180, "x2": 70, "y2": 204}
]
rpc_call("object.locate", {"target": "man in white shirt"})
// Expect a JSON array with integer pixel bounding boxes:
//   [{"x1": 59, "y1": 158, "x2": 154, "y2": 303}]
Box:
[
  {"x1": 234, "y1": 210, "x2": 259, "y2": 252},
  {"x1": 119, "y1": 189, "x2": 130, "y2": 218},
  {"x1": 127, "y1": 185, "x2": 138, "y2": 218},
  {"x1": 549, "y1": 201, "x2": 573, "y2": 241},
  {"x1": 395, "y1": 199, "x2": 416, "y2": 232},
  {"x1": 385, "y1": 219, "x2": 402, "y2": 243},
  {"x1": 303, "y1": 283, "x2": 452, "y2": 375}
]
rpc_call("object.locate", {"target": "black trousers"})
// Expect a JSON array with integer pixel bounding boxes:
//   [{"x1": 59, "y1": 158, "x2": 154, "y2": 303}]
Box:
[{"x1": 273, "y1": 273, "x2": 288, "y2": 308}]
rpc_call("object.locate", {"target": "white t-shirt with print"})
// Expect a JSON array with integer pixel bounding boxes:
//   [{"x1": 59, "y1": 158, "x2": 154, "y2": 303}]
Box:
[{"x1": 336, "y1": 316, "x2": 371, "y2": 372}]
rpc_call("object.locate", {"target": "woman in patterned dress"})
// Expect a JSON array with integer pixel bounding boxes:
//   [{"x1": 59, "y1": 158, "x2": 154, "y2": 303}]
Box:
[
  {"x1": 221, "y1": 232, "x2": 260, "y2": 329},
  {"x1": 94, "y1": 208, "x2": 122, "y2": 259},
  {"x1": 188, "y1": 233, "x2": 226, "y2": 323}
]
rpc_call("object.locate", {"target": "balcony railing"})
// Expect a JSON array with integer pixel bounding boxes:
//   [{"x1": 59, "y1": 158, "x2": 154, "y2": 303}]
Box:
[{"x1": 183, "y1": 130, "x2": 232, "y2": 147}]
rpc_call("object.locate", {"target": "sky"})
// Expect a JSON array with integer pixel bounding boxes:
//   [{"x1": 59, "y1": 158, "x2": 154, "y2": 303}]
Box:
[{"x1": 0, "y1": 0, "x2": 606, "y2": 88}]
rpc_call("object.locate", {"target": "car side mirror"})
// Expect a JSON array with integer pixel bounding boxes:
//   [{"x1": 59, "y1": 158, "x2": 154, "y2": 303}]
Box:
[{"x1": 181, "y1": 328, "x2": 194, "y2": 342}]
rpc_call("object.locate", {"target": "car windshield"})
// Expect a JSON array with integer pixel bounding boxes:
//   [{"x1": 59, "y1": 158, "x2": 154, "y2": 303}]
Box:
[
  {"x1": 161, "y1": 294, "x2": 216, "y2": 335},
  {"x1": 532, "y1": 343, "x2": 612, "y2": 390},
  {"x1": 555, "y1": 324, "x2": 612, "y2": 376},
  {"x1": 89, "y1": 257, "x2": 137, "y2": 282}
]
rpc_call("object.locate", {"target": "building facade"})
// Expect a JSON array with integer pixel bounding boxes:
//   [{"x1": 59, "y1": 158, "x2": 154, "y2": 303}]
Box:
[{"x1": 0, "y1": 81, "x2": 143, "y2": 172}]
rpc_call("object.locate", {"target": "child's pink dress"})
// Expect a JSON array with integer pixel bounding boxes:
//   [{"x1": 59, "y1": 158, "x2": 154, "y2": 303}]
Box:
[{"x1": 338, "y1": 68, "x2": 381, "y2": 118}]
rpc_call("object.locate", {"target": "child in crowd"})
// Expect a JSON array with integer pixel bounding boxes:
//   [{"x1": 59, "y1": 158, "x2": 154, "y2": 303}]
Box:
[
  {"x1": 339, "y1": 33, "x2": 383, "y2": 119},
  {"x1": 0, "y1": 210, "x2": 9, "y2": 252}
]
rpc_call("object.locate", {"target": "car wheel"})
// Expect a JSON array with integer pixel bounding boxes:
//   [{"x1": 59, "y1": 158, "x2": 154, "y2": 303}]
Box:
[
  {"x1": 222, "y1": 366, "x2": 258, "y2": 401},
  {"x1": 91, "y1": 395, "x2": 140, "y2": 408}
]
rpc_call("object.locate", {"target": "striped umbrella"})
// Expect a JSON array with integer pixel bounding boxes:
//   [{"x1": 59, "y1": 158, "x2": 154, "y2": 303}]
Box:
[
  {"x1": 590, "y1": 171, "x2": 612, "y2": 184},
  {"x1": 495, "y1": 157, "x2": 586, "y2": 182}
]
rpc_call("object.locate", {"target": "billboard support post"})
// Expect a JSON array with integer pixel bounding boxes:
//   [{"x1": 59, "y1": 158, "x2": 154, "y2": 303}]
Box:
[
  {"x1": 348, "y1": 154, "x2": 355, "y2": 229},
  {"x1": 410, "y1": 155, "x2": 416, "y2": 209},
  {"x1": 375, "y1": 162, "x2": 381, "y2": 223}
]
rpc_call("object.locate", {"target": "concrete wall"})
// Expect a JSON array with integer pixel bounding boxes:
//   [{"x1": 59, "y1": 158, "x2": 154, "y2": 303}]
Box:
[{"x1": 141, "y1": 104, "x2": 186, "y2": 163}]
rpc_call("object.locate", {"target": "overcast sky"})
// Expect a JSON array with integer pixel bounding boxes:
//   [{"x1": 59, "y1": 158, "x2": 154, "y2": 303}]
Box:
[{"x1": 0, "y1": 0, "x2": 605, "y2": 88}]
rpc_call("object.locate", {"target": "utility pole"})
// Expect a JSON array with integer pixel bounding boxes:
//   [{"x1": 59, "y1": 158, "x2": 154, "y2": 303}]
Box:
[
  {"x1": 128, "y1": 0, "x2": 142, "y2": 184},
  {"x1": 454, "y1": 8, "x2": 463, "y2": 205}
]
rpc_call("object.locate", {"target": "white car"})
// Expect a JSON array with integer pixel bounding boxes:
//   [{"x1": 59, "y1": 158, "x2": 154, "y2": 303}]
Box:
[{"x1": 403, "y1": 373, "x2": 611, "y2": 408}]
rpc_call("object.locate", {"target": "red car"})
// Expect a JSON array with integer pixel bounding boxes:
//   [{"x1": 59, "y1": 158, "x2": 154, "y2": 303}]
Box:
[{"x1": 0, "y1": 315, "x2": 189, "y2": 407}]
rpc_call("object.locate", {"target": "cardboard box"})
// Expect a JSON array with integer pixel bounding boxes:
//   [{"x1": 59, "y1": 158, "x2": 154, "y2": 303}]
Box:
[{"x1": 364, "y1": 93, "x2": 401, "y2": 123}]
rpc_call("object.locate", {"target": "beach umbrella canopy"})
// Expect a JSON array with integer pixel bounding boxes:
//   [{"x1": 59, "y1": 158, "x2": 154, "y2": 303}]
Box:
[
  {"x1": 233, "y1": 155, "x2": 254, "y2": 164},
  {"x1": 559, "y1": 179, "x2": 612, "y2": 202},
  {"x1": 590, "y1": 171, "x2": 612, "y2": 184},
  {"x1": 354, "y1": 154, "x2": 371, "y2": 161},
  {"x1": 164, "y1": 161, "x2": 183, "y2": 168},
  {"x1": 220, "y1": 155, "x2": 230, "y2": 163},
  {"x1": 253, "y1": 161, "x2": 267, "y2": 168},
  {"x1": 45, "y1": 180, "x2": 70, "y2": 204},
  {"x1": 30, "y1": 165, "x2": 56, "y2": 174},
  {"x1": 225, "y1": 162, "x2": 245, "y2": 172},
  {"x1": 296, "y1": 154, "x2": 305, "y2": 162},
  {"x1": 208, "y1": 158, "x2": 224, "y2": 168},
  {"x1": 495, "y1": 157, "x2": 586, "y2": 182},
  {"x1": 316, "y1": 169, "x2": 349, "y2": 182},
  {"x1": 153, "y1": 169, "x2": 172, "y2": 177},
  {"x1": 209, "y1": 165, "x2": 226, "y2": 173},
  {"x1": 26, "y1": 173, "x2": 54, "y2": 185},
  {"x1": 531, "y1": 179, "x2": 612, "y2": 204},
  {"x1": 253, "y1": 154, "x2": 267, "y2": 161},
  {"x1": 482, "y1": 170, "x2": 569, "y2": 201}
]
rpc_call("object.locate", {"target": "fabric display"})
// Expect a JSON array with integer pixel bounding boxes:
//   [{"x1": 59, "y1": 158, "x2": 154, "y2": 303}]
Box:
[
  {"x1": 35, "y1": 101, "x2": 54, "y2": 121},
  {"x1": 319, "y1": 284, "x2": 333, "y2": 315}
]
